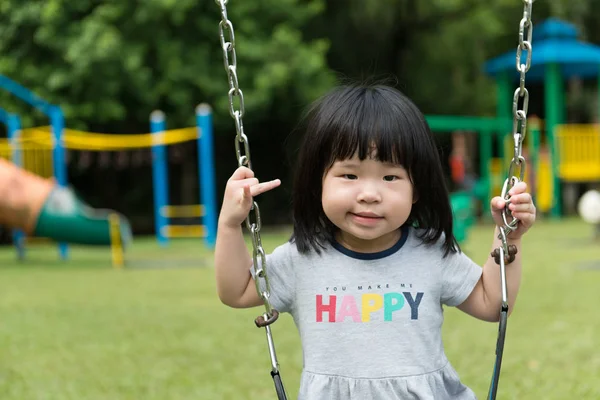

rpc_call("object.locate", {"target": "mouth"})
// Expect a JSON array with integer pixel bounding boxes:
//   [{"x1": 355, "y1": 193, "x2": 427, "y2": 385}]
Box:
[{"x1": 352, "y1": 212, "x2": 382, "y2": 219}]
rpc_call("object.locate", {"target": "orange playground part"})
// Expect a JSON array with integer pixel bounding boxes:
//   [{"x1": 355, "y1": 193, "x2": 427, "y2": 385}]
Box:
[{"x1": 0, "y1": 158, "x2": 54, "y2": 233}]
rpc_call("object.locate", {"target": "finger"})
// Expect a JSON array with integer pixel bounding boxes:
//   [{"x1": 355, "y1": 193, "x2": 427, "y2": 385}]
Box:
[
  {"x1": 511, "y1": 211, "x2": 535, "y2": 225},
  {"x1": 237, "y1": 177, "x2": 259, "y2": 188},
  {"x1": 509, "y1": 202, "x2": 534, "y2": 213},
  {"x1": 230, "y1": 166, "x2": 255, "y2": 180},
  {"x1": 509, "y1": 192, "x2": 532, "y2": 205},
  {"x1": 241, "y1": 184, "x2": 252, "y2": 202},
  {"x1": 508, "y1": 181, "x2": 528, "y2": 196},
  {"x1": 490, "y1": 196, "x2": 506, "y2": 210},
  {"x1": 249, "y1": 179, "x2": 281, "y2": 197}
]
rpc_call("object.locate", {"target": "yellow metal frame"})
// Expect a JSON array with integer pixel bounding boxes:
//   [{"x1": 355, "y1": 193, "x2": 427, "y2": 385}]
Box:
[
  {"x1": 555, "y1": 125, "x2": 600, "y2": 182},
  {"x1": 109, "y1": 213, "x2": 125, "y2": 269},
  {"x1": 160, "y1": 204, "x2": 205, "y2": 218},
  {"x1": 161, "y1": 225, "x2": 206, "y2": 238},
  {"x1": 159, "y1": 204, "x2": 207, "y2": 239}
]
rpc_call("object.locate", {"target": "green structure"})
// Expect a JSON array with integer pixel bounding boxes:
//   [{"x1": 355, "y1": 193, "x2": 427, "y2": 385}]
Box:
[
  {"x1": 422, "y1": 116, "x2": 513, "y2": 243},
  {"x1": 34, "y1": 186, "x2": 132, "y2": 246},
  {"x1": 485, "y1": 18, "x2": 600, "y2": 217},
  {"x1": 425, "y1": 115, "x2": 511, "y2": 209}
]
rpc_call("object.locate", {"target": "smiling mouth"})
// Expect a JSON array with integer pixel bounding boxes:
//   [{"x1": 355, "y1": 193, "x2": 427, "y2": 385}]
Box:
[{"x1": 352, "y1": 212, "x2": 382, "y2": 219}]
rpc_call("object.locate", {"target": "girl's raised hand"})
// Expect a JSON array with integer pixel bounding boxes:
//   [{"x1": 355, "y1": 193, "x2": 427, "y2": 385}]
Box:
[
  {"x1": 219, "y1": 166, "x2": 281, "y2": 229},
  {"x1": 490, "y1": 181, "x2": 536, "y2": 239}
]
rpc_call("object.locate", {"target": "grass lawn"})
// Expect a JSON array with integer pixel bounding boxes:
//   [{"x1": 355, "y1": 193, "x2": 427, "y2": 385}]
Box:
[{"x1": 0, "y1": 218, "x2": 599, "y2": 399}]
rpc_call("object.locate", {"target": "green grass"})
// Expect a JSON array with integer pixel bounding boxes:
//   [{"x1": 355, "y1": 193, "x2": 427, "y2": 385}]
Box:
[{"x1": 0, "y1": 219, "x2": 599, "y2": 399}]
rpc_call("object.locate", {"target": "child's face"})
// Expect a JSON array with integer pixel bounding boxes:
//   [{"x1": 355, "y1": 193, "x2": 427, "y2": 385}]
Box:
[{"x1": 321, "y1": 152, "x2": 415, "y2": 253}]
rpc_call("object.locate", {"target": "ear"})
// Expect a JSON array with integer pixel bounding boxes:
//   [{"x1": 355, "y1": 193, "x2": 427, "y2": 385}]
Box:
[{"x1": 412, "y1": 186, "x2": 419, "y2": 204}]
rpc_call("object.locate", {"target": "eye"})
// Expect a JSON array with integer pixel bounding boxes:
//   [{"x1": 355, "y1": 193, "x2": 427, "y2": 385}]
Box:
[
  {"x1": 343, "y1": 174, "x2": 358, "y2": 180},
  {"x1": 383, "y1": 175, "x2": 399, "y2": 182}
]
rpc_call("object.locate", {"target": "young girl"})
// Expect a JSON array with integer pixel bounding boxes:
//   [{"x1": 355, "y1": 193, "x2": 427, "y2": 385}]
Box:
[{"x1": 215, "y1": 83, "x2": 536, "y2": 399}]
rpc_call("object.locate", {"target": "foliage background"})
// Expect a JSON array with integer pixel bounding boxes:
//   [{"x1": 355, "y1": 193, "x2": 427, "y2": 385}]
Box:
[{"x1": 1, "y1": 0, "x2": 599, "y2": 230}]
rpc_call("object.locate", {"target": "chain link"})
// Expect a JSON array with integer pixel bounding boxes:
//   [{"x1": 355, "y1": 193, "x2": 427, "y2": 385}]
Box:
[
  {"x1": 496, "y1": 0, "x2": 534, "y2": 262},
  {"x1": 215, "y1": 2, "x2": 284, "y2": 385},
  {"x1": 216, "y1": 0, "x2": 249, "y2": 169},
  {"x1": 216, "y1": 0, "x2": 279, "y2": 341},
  {"x1": 489, "y1": 7, "x2": 534, "y2": 399}
]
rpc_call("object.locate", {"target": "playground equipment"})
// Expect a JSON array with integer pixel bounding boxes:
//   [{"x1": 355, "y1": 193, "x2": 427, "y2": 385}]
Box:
[
  {"x1": 485, "y1": 18, "x2": 600, "y2": 217},
  {"x1": 0, "y1": 74, "x2": 217, "y2": 265},
  {"x1": 441, "y1": 109, "x2": 587, "y2": 224},
  {"x1": 3, "y1": 109, "x2": 218, "y2": 249},
  {"x1": 0, "y1": 157, "x2": 131, "y2": 262},
  {"x1": 3, "y1": 112, "x2": 218, "y2": 249},
  {"x1": 425, "y1": 116, "x2": 513, "y2": 242},
  {"x1": 449, "y1": 191, "x2": 476, "y2": 244},
  {"x1": 150, "y1": 105, "x2": 217, "y2": 247},
  {"x1": 555, "y1": 125, "x2": 600, "y2": 182},
  {"x1": 424, "y1": 115, "x2": 556, "y2": 242},
  {"x1": 0, "y1": 107, "x2": 132, "y2": 263},
  {"x1": 487, "y1": 119, "x2": 600, "y2": 217},
  {"x1": 0, "y1": 75, "x2": 69, "y2": 258}
]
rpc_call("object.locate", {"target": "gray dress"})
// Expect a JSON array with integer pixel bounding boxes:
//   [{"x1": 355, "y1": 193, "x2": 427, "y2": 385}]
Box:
[{"x1": 254, "y1": 226, "x2": 482, "y2": 399}]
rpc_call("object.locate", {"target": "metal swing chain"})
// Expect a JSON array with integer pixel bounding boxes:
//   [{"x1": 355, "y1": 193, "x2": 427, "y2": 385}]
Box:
[
  {"x1": 488, "y1": 1, "x2": 534, "y2": 399},
  {"x1": 215, "y1": 1, "x2": 288, "y2": 399}
]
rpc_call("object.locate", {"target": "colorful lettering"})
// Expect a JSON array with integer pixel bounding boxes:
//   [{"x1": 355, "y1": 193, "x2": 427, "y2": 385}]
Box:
[
  {"x1": 316, "y1": 294, "x2": 336, "y2": 322},
  {"x1": 336, "y1": 295, "x2": 361, "y2": 322},
  {"x1": 315, "y1": 292, "x2": 424, "y2": 322},
  {"x1": 403, "y1": 292, "x2": 424, "y2": 320},
  {"x1": 384, "y1": 292, "x2": 405, "y2": 321},
  {"x1": 361, "y1": 293, "x2": 383, "y2": 322}
]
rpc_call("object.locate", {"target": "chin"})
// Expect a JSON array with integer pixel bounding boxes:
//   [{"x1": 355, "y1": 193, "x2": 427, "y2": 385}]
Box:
[{"x1": 349, "y1": 230, "x2": 388, "y2": 241}]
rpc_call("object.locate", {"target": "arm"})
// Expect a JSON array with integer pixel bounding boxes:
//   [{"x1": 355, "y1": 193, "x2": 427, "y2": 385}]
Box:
[
  {"x1": 458, "y1": 230, "x2": 522, "y2": 322},
  {"x1": 214, "y1": 166, "x2": 281, "y2": 308},
  {"x1": 458, "y1": 182, "x2": 535, "y2": 322},
  {"x1": 214, "y1": 223, "x2": 262, "y2": 308}
]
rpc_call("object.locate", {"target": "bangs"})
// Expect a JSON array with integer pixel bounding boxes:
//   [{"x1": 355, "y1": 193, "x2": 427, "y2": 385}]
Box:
[{"x1": 319, "y1": 86, "x2": 424, "y2": 174}]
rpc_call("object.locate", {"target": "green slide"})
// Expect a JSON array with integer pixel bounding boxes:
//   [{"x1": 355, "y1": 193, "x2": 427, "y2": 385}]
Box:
[{"x1": 33, "y1": 186, "x2": 133, "y2": 246}]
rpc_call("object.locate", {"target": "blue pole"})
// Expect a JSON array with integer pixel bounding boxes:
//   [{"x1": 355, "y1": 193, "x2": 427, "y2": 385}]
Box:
[
  {"x1": 0, "y1": 75, "x2": 56, "y2": 116},
  {"x1": 150, "y1": 110, "x2": 169, "y2": 247},
  {"x1": 7, "y1": 114, "x2": 25, "y2": 260},
  {"x1": 50, "y1": 106, "x2": 68, "y2": 260},
  {"x1": 196, "y1": 104, "x2": 217, "y2": 248}
]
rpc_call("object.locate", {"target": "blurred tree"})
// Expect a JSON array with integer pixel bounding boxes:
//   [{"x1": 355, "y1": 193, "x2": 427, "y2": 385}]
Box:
[
  {"x1": 0, "y1": 0, "x2": 333, "y2": 131},
  {"x1": 307, "y1": 0, "x2": 593, "y2": 116},
  {"x1": 308, "y1": 0, "x2": 476, "y2": 114}
]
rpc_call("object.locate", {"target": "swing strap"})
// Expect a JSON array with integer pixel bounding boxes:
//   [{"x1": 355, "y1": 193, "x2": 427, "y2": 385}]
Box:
[
  {"x1": 215, "y1": 1, "x2": 288, "y2": 399},
  {"x1": 488, "y1": 1, "x2": 534, "y2": 399}
]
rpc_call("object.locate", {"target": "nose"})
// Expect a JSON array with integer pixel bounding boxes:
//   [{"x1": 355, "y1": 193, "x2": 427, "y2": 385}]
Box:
[{"x1": 356, "y1": 182, "x2": 381, "y2": 203}]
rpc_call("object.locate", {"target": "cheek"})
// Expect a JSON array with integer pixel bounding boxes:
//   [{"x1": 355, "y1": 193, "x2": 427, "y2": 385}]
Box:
[
  {"x1": 323, "y1": 182, "x2": 351, "y2": 200},
  {"x1": 322, "y1": 183, "x2": 350, "y2": 214},
  {"x1": 389, "y1": 183, "x2": 415, "y2": 206}
]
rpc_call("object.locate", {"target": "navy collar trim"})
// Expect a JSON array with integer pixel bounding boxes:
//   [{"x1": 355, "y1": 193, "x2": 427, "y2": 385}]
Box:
[{"x1": 331, "y1": 225, "x2": 409, "y2": 260}]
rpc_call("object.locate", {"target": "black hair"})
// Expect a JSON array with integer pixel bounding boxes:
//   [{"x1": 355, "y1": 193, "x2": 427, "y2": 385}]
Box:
[{"x1": 290, "y1": 83, "x2": 459, "y2": 257}]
